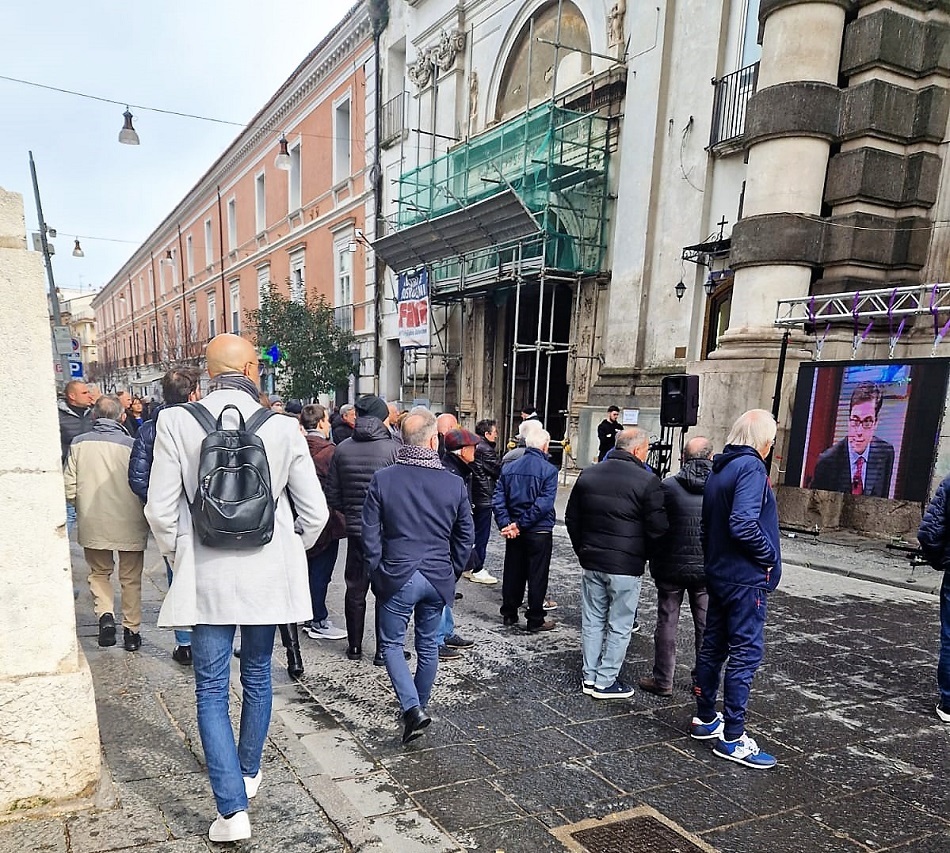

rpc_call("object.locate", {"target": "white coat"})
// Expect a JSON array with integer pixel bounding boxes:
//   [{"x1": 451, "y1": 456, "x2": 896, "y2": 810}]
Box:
[{"x1": 145, "y1": 389, "x2": 328, "y2": 628}]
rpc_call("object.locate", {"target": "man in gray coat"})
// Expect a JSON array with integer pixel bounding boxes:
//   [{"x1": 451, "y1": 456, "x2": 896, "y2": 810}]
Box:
[
  {"x1": 146, "y1": 334, "x2": 327, "y2": 843},
  {"x1": 640, "y1": 436, "x2": 712, "y2": 697}
]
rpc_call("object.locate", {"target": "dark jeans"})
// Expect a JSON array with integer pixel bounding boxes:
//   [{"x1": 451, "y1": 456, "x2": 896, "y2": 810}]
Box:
[
  {"x1": 471, "y1": 506, "x2": 494, "y2": 571},
  {"x1": 652, "y1": 581, "x2": 708, "y2": 689},
  {"x1": 500, "y1": 531, "x2": 552, "y2": 629},
  {"x1": 343, "y1": 536, "x2": 379, "y2": 650},
  {"x1": 940, "y1": 571, "x2": 950, "y2": 708},
  {"x1": 307, "y1": 540, "x2": 340, "y2": 624},
  {"x1": 694, "y1": 582, "x2": 767, "y2": 741}
]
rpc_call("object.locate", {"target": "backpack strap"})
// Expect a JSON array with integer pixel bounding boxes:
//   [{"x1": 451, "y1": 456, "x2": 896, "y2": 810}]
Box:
[
  {"x1": 244, "y1": 407, "x2": 275, "y2": 435},
  {"x1": 182, "y1": 402, "x2": 218, "y2": 435}
]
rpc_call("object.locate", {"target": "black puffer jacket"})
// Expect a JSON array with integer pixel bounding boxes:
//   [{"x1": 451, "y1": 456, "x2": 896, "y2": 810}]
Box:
[
  {"x1": 565, "y1": 450, "x2": 668, "y2": 576},
  {"x1": 128, "y1": 404, "x2": 169, "y2": 502},
  {"x1": 470, "y1": 439, "x2": 500, "y2": 508},
  {"x1": 324, "y1": 416, "x2": 398, "y2": 535},
  {"x1": 58, "y1": 400, "x2": 92, "y2": 464},
  {"x1": 649, "y1": 458, "x2": 711, "y2": 587}
]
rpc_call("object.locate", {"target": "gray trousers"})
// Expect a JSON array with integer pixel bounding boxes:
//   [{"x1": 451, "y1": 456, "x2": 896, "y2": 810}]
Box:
[{"x1": 652, "y1": 580, "x2": 708, "y2": 689}]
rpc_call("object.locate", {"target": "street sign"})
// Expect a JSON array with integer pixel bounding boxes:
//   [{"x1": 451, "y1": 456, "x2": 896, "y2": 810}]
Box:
[
  {"x1": 52, "y1": 325, "x2": 72, "y2": 355},
  {"x1": 68, "y1": 360, "x2": 83, "y2": 379},
  {"x1": 71, "y1": 337, "x2": 81, "y2": 353}
]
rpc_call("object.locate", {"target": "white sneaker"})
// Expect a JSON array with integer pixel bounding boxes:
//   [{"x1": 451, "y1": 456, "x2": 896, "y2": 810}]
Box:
[
  {"x1": 244, "y1": 769, "x2": 262, "y2": 799},
  {"x1": 936, "y1": 704, "x2": 950, "y2": 723},
  {"x1": 307, "y1": 619, "x2": 347, "y2": 640},
  {"x1": 461, "y1": 570, "x2": 474, "y2": 580},
  {"x1": 468, "y1": 569, "x2": 498, "y2": 585},
  {"x1": 209, "y1": 810, "x2": 251, "y2": 842}
]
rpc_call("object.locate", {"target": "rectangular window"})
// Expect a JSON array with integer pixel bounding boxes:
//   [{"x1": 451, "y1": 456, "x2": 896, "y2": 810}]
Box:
[
  {"x1": 207, "y1": 292, "x2": 217, "y2": 339},
  {"x1": 255, "y1": 173, "x2": 266, "y2": 233},
  {"x1": 188, "y1": 300, "x2": 198, "y2": 342},
  {"x1": 229, "y1": 281, "x2": 241, "y2": 334},
  {"x1": 289, "y1": 250, "x2": 305, "y2": 304},
  {"x1": 174, "y1": 308, "x2": 183, "y2": 358},
  {"x1": 204, "y1": 219, "x2": 214, "y2": 266},
  {"x1": 158, "y1": 258, "x2": 166, "y2": 294},
  {"x1": 335, "y1": 244, "x2": 353, "y2": 331},
  {"x1": 257, "y1": 263, "x2": 270, "y2": 305},
  {"x1": 186, "y1": 235, "x2": 194, "y2": 276},
  {"x1": 333, "y1": 99, "x2": 351, "y2": 183},
  {"x1": 288, "y1": 142, "x2": 302, "y2": 212},
  {"x1": 227, "y1": 198, "x2": 237, "y2": 251},
  {"x1": 147, "y1": 268, "x2": 155, "y2": 303},
  {"x1": 740, "y1": 0, "x2": 762, "y2": 66}
]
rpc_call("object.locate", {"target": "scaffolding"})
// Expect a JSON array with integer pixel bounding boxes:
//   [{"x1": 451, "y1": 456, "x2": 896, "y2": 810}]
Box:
[{"x1": 377, "y1": 100, "x2": 613, "y2": 441}]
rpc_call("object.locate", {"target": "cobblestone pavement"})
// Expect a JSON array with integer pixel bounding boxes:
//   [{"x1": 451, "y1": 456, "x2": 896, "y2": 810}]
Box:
[{"x1": 2, "y1": 503, "x2": 949, "y2": 852}]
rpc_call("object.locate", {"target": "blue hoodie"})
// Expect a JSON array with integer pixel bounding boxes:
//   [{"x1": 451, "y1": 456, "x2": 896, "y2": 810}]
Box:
[{"x1": 701, "y1": 444, "x2": 782, "y2": 592}]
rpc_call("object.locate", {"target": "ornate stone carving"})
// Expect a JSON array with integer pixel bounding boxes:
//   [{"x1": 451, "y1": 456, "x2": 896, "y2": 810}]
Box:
[
  {"x1": 608, "y1": 0, "x2": 626, "y2": 54},
  {"x1": 409, "y1": 30, "x2": 467, "y2": 89}
]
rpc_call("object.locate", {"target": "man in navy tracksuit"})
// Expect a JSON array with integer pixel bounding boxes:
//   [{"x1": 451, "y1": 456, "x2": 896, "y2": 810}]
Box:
[{"x1": 690, "y1": 409, "x2": 781, "y2": 769}]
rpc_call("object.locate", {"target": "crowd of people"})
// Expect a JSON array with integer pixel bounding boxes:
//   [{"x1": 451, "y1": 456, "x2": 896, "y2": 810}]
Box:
[{"x1": 56, "y1": 333, "x2": 950, "y2": 842}]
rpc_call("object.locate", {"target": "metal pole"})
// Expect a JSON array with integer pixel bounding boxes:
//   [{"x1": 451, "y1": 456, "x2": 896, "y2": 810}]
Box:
[
  {"x1": 543, "y1": 278, "x2": 557, "y2": 434},
  {"x1": 532, "y1": 270, "x2": 545, "y2": 421},
  {"x1": 766, "y1": 328, "x2": 791, "y2": 472},
  {"x1": 216, "y1": 187, "x2": 227, "y2": 332},
  {"x1": 29, "y1": 151, "x2": 72, "y2": 387},
  {"x1": 177, "y1": 223, "x2": 189, "y2": 354}
]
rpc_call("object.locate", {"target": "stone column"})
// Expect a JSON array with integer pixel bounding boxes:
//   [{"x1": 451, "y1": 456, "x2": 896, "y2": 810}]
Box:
[{"x1": 0, "y1": 188, "x2": 100, "y2": 813}]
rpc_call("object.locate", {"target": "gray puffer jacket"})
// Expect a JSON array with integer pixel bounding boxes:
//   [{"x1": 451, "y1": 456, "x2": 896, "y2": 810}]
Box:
[{"x1": 649, "y1": 458, "x2": 711, "y2": 587}]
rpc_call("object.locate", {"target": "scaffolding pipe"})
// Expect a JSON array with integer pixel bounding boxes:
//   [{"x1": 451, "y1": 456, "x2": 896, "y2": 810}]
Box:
[
  {"x1": 543, "y1": 278, "x2": 557, "y2": 435},
  {"x1": 532, "y1": 268, "x2": 545, "y2": 421}
]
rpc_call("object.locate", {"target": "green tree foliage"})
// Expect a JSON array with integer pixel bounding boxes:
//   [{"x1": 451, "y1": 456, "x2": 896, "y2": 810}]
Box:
[{"x1": 246, "y1": 283, "x2": 355, "y2": 400}]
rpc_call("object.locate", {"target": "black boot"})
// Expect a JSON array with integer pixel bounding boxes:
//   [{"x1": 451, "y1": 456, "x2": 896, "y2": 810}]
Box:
[
  {"x1": 402, "y1": 706, "x2": 431, "y2": 744},
  {"x1": 278, "y1": 623, "x2": 304, "y2": 679}
]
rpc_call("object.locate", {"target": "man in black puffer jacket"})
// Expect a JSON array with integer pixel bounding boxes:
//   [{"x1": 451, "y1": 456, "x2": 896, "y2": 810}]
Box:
[
  {"x1": 565, "y1": 428, "x2": 668, "y2": 700},
  {"x1": 325, "y1": 395, "x2": 398, "y2": 662},
  {"x1": 639, "y1": 436, "x2": 713, "y2": 698}
]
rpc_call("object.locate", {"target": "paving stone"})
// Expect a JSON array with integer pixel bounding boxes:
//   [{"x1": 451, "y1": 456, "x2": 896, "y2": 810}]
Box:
[
  {"x1": 581, "y1": 743, "x2": 710, "y2": 795},
  {"x1": 442, "y1": 698, "x2": 569, "y2": 741},
  {"x1": 298, "y1": 730, "x2": 377, "y2": 780},
  {"x1": 0, "y1": 818, "x2": 67, "y2": 853},
  {"x1": 561, "y1": 712, "x2": 680, "y2": 754},
  {"x1": 382, "y1": 743, "x2": 499, "y2": 792},
  {"x1": 701, "y1": 810, "x2": 866, "y2": 853},
  {"x1": 363, "y1": 810, "x2": 458, "y2": 852},
  {"x1": 490, "y1": 760, "x2": 624, "y2": 814},
  {"x1": 412, "y1": 781, "x2": 525, "y2": 832},
  {"x1": 795, "y1": 743, "x2": 917, "y2": 793},
  {"x1": 884, "y1": 830, "x2": 950, "y2": 852},
  {"x1": 333, "y1": 771, "x2": 416, "y2": 818},
  {"x1": 809, "y1": 788, "x2": 946, "y2": 850},
  {"x1": 633, "y1": 779, "x2": 756, "y2": 832},
  {"x1": 470, "y1": 725, "x2": 593, "y2": 774},
  {"x1": 65, "y1": 798, "x2": 169, "y2": 852},
  {"x1": 457, "y1": 817, "x2": 567, "y2": 853}
]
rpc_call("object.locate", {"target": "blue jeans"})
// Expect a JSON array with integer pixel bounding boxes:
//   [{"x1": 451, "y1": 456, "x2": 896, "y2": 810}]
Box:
[
  {"x1": 939, "y1": 572, "x2": 950, "y2": 708},
  {"x1": 436, "y1": 605, "x2": 454, "y2": 647},
  {"x1": 694, "y1": 582, "x2": 768, "y2": 740},
  {"x1": 165, "y1": 559, "x2": 192, "y2": 647},
  {"x1": 192, "y1": 623, "x2": 276, "y2": 816},
  {"x1": 377, "y1": 572, "x2": 444, "y2": 712},
  {"x1": 307, "y1": 540, "x2": 340, "y2": 624},
  {"x1": 66, "y1": 502, "x2": 76, "y2": 534},
  {"x1": 471, "y1": 506, "x2": 494, "y2": 571},
  {"x1": 580, "y1": 570, "x2": 642, "y2": 688}
]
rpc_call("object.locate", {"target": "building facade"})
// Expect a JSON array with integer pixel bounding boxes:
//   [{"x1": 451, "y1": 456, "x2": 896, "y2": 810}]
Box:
[{"x1": 93, "y1": 4, "x2": 375, "y2": 400}]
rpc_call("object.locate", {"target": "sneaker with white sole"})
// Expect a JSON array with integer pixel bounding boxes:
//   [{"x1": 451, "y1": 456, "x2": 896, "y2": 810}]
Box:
[
  {"x1": 936, "y1": 704, "x2": 950, "y2": 723},
  {"x1": 468, "y1": 569, "x2": 498, "y2": 584},
  {"x1": 713, "y1": 733, "x2": 777, "y2": 769},
  {"x1": 689, "y1": 712, "x2": 724, "y2": 740},
  {"x1": 209, "y1": 810, "x2": 251, "y2": 842},
  {"x1": 582, "y1": 681, "x2": 595, "y2": 695},
  {"x1": 307, "y1": 619, "x2": 347, "y2": 640},
  {"x1": 591, "y1": 680, "x2": 635, "y2": 700},
  {"x1": 244, "y1": 769, "x2": 262, "y2": 799}
]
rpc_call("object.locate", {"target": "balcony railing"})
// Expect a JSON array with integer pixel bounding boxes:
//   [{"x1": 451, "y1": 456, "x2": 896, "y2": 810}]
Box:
[
  {"x1": 334, "y1": 304, "x2": 354, "y2": 332},
  {"x1": 709, "y1": 62, "x2": 760, "y2": 148},
  {"x1": 380, "y1": 92, "x2": 406, "y2": 147}
]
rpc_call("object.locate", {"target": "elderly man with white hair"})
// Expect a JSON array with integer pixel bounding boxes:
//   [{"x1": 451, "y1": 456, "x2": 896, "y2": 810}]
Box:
[
  {"x1": 690, "y1": 408, "x2": 781, "y2": 770},
  {"x1": 492, "y1": 426, "x2": 558, "y2": 632},
  {"x1": 501, "y1": 418, "x2": 543, "y2": 466}
]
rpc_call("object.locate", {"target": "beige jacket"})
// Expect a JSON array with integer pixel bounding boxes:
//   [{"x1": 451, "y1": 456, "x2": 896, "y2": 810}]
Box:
[
  {"x1": 145, "y1": 390, "x2": 328, "y2": 628},
  {"x1": 63, "y1": 419, "x2": 149, "y2": 551}
]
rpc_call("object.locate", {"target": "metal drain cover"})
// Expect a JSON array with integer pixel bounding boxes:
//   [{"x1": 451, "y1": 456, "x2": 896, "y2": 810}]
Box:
[{"x1": 551, "y1": 806, "x2": 717, "y2": 853}]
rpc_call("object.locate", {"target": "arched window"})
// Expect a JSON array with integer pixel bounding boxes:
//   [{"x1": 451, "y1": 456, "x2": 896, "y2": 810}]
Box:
[{"x1": 495, "y1": 1, "x2": 591, "y2": 121}]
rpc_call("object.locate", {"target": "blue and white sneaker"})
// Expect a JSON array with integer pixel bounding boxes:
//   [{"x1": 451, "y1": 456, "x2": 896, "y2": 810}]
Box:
[
  {"x1": 713, "y1": 733, "x2": 777, "y2": 769},
  {"x1": 936, "y1": 704, "x2": 950, "y2": 723},
  {"x1": 689, "y1": 712, "x2": 724, "y2": 740},
  {"x1": 582, "y1": 681, "x2": 595, "y2": 695},
  {"x1": 591, "y1": 680, "x2": 635, "y2": 700}
]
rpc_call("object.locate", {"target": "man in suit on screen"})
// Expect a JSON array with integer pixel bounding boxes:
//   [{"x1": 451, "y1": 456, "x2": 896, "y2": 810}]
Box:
[{"x1": 811, "y1": 381, "x2": 894, "y2": 498}]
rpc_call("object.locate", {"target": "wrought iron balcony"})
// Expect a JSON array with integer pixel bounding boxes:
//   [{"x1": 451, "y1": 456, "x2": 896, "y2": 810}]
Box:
[
  {"x1": 709, "y1": 62, "x2": 760, "y2": 149},
  {"x1": 334, "y1": 304, "x2": 354, "y2": 332},
  {"x1": 380, "y1": 92, "x2": 406, "y2": 148}
]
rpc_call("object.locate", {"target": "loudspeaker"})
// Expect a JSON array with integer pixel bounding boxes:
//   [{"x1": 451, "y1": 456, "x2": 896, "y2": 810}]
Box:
[{"x1": 660, "y1": 374, "x2": 699, "y2": 427}]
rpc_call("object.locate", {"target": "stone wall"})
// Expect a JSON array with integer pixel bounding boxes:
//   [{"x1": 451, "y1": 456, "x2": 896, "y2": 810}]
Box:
[{"x1": 0, "y1": 188, "x2": 100, "y2": 816}]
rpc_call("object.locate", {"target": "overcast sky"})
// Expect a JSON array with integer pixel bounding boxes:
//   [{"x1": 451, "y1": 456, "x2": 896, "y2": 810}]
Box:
[{"x1": 0, "y1": 1, "x2": 352, "y2": 295}]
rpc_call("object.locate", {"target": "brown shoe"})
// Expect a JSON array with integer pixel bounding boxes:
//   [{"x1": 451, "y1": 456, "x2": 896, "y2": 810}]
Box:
[
  {"x1": 526, "y1": 620, "x2": 556, "y2": 633},
  {"x1": 638, "y1": 676, "x2": 672, "y2": 697}
]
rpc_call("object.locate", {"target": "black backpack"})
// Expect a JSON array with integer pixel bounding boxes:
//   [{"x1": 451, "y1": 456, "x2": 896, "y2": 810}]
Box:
[{"x1": 183, "y1": 403, "x2": 276, "y2": 549}]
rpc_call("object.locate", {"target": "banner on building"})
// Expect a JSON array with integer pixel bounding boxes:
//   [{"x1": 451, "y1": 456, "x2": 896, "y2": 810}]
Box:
[{"x1": 397, "y1": 268, "x2": 430, "y2": 349}]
